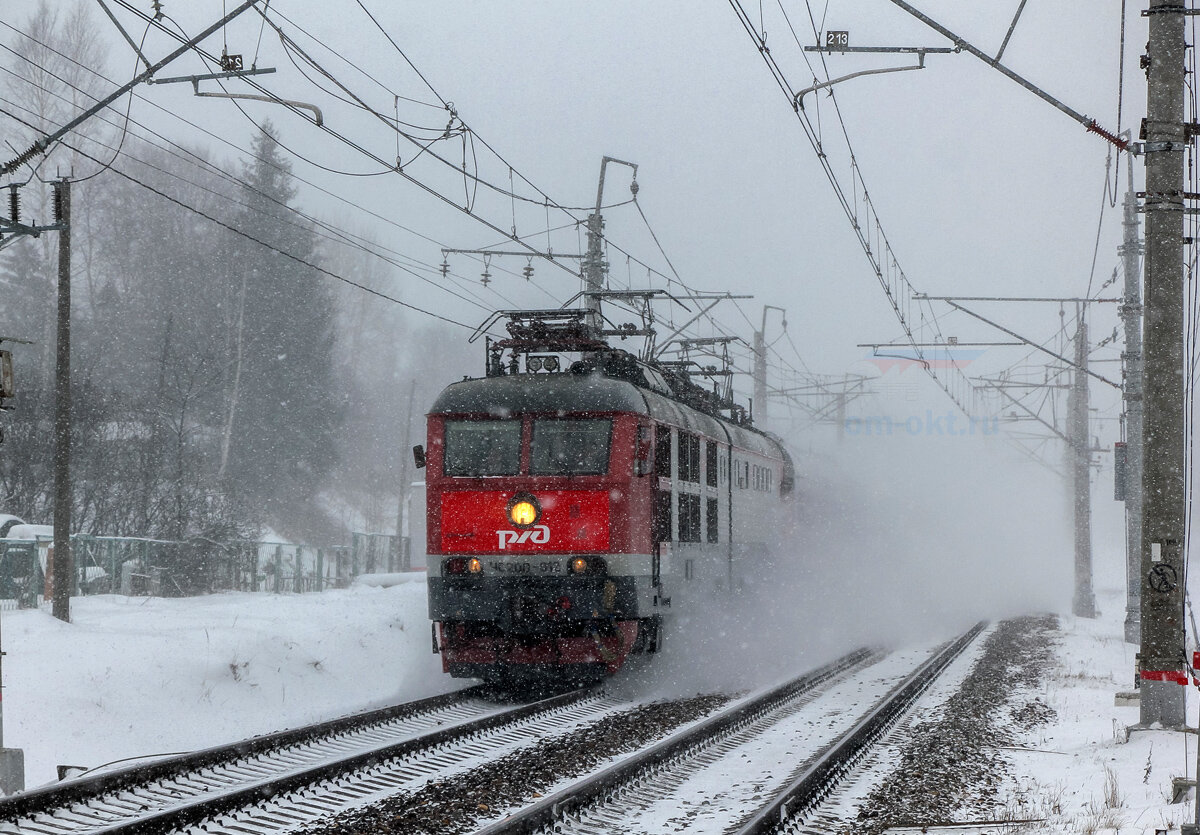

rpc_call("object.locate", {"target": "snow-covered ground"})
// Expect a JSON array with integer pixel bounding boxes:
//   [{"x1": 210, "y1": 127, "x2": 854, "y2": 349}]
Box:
[
  {"x1": 2, "y1": 574, "x2": 455, "y2": 787},
  {"x1": 997, "y1": 586, "x2": 1196, "y2": 834},
  {"x1": 3, "y1": 570, "x2": 1199, "y2": 834}
]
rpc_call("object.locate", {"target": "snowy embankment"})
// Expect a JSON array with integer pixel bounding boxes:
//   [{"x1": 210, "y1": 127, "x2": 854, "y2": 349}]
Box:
[
  {"x1": 995, "y1": 586, "x2": 1196, "y2": 833},
  {"x1": 3, "y1": 579, "x2": 453, "y2": 788}
]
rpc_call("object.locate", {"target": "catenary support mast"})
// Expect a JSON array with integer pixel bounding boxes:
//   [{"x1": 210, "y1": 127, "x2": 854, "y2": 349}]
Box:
[
  {"x1": 1138, "y1": 0, "x2": 1187, "y2": 727},
  {"x1": 1070, "y1": 309, "x2": 1096, "y2": 618},
  {"x1": 1120, "y1": 163, "x2": 1144, "y2": 645},
  {"x1": 52, "y1": 177, "x2": 72, "y2": 623}
]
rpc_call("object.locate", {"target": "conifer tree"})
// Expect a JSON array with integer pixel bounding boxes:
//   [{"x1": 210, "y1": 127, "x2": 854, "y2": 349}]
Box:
[{"x1": 219, "y1": 123, "x2": 339, "y2": 515}]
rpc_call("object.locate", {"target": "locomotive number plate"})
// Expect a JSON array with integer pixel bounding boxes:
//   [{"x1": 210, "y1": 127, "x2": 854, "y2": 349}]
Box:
[{"x1": 488, "y1": 560, "x2": 563, "y2": 575}]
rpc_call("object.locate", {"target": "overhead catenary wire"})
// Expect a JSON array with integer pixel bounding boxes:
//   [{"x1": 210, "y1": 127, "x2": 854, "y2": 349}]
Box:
[
  {"x1": 103, "y1": 0, "x2": 579, "y2": 287},
  {"x1": 1, "y1": 15, "x2": 555, "y2": 304},
  {"x1": 0, "y1": 40, "x2": 522, "y2": 314},
  {"x1": 4, "y1": 3, "x2": 833, "y2": 407},
  {"x1": 728, "y1": 0, "x2": 978, "y2": 418},
  {"x1": 95, "y1": 0, "x2": 731, "y2": 326},
  {"x1": 64, "y1": 138, "x2": 476, "y2": 331}
]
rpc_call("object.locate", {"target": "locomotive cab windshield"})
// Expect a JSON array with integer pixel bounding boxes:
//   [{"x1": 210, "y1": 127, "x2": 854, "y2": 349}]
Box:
[
  {"x1": 444, "y1": 419, "x2": 520, "y2": 476},
  {"x1": 442, "y1": 416, "x2": 614, "y2": 477},
  {"x1": 530, "y1": 418, "x2": 611, "y2": 476}
]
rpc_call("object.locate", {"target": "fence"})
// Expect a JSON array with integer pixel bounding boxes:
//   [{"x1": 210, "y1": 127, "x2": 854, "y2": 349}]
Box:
[{"x1": 0, "y1": 532, "x2": 415, "y2": 608}]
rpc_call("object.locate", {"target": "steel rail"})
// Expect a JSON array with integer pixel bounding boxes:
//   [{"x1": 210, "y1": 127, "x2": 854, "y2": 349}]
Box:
[
  {"x1": 1, "y1": 684, "x2": 598, "y2": 834},
  {"x1": 472, "y1": 647, "x2": 876, "y2": 835},
  {"x1": 733, "y1": 621, "x2": 987, "y2": 834},
  {"x1": 0, "y1": 685, "x2": 485, "y2": 821}
]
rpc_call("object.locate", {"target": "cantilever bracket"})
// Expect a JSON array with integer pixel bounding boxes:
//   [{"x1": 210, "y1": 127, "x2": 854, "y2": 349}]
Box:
[
  {"x1": 191, "y1": 77, "x2": 322, "y2": 126},
  {"x1": 794, "y1": 53, "x2": 928, "y2": 109}
]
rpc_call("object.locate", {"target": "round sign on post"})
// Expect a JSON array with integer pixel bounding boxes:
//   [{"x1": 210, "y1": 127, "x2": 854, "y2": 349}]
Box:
[{"x1": 1149, "y1": 563, "x2": 1178, "y2": 593}]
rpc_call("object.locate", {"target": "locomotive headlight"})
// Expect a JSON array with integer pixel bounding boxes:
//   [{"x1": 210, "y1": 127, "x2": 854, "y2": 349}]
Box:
[
  {"x1": 468, "y1": 558, "x2": 482, "y2": 574},
  {"x1": 571, "y1": 557, "x2": 588, "y2": 574},
  {"x1": 510, "y1": 501, "x2": 537, "y2": 525},
  {"x1": 507, "y1": 493, "x2": 540, "y2": 527}
]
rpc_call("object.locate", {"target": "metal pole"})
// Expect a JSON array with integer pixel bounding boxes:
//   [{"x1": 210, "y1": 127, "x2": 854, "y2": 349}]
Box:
[
  {"x1": 1120, "y1": 161, "x2": 1144, "y2": 644},
  {"x1": 1139, "y1": 0, "x2": 1187, "y2": 728},
  {"x1": 51, "y1": 178, "x2": 72, "y2": 624},
  {"x1": 582, "y1": 162, "x2": 610, "y2": 335},
  {"x1": 581, "y1": 157, "x2": 638, "y2": 336},
  {"x1": 394, "y1": 379, "x2": 416, "y2": 571},
  {"x1": 1071, "y1": 308, "x2": 1096, "y2": 618},
  {"x1": 753, "y1": 329, "x2": 767, "y2": 426}
]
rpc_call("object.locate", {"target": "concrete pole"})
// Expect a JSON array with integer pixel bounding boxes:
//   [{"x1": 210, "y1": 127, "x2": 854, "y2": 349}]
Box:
[
  {"x1": 753, "y1": 329, "x2": 767, "y2": 426},
  {"x1": 582, "y1": 156, "x2": 638, "y2": 337},
  {"x1": 582, "y1": 207, "x2": 605, "y2": 336},
  {"x1": 51, "y1": 177, "x2": 72, "y2": 624},
  {"x1": 1139, "y1": 0, "x2": 1187, "y2": 728},
  {"x1": 1071, "y1": 308, "x2": 1096, "y2": 619},
  {"x1": 393, "y1": 379, "x2": 416, "y2": 571},
  {"x1": 1120, "y1": 162, "x2": 1144, "y2": 645}
]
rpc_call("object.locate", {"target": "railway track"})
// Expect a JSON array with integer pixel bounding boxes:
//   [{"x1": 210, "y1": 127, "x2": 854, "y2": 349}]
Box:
[
  {"x1": 1, "y1": 625, "x2": 983, "y2": 835},
  {"x1": 472, "y1": 622, "x2": 985, "y2": 835},
  {"x1": 0, "y1": 683, "x2": 611, "y2": 835}
]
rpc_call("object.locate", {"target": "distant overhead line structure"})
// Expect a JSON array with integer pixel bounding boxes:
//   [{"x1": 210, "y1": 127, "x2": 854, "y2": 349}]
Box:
[{"x1": 726, "y1": 1, "x2": 978, "y2": 419}]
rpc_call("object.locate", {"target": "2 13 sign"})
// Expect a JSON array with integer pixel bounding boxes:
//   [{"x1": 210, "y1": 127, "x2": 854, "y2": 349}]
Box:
[{"x1": 825, "y1": 30, "x2": 849, "y2": 49}]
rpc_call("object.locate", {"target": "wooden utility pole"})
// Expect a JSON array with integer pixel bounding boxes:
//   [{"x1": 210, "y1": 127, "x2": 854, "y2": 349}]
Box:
[
  {"x1": 1138, "y1": 0, "x2": 1188, "y2": 727},
  {"x1": 51, "y1": 177, "x2": 72, "y2": 623}
]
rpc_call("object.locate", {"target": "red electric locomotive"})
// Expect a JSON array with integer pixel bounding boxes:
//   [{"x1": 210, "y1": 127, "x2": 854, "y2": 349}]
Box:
[{"x1": 418, "y1": 309, "x2": 794, "y2": 685}]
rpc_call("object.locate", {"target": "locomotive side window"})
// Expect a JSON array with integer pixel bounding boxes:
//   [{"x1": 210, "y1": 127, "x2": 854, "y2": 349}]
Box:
[
  {"x1": 653, "y1": 490, "x2": 672, "y2": 542},
  {"x1": 655, "y1": 426, "x2": 672, "y2": 478},
  {"x1": 691, "y1": 435, "x2": 701, "y2": 481},
  {"x1": 636, "y1": 425, "x2": 653, "y2": 476},
  {"x1": 682, "y1": 434, "x2": 701, "y2": 483},
  {"x1": 444, "y1": 420, "x2": 521, "y2": 476},
  {"x1": 531, "y1": 418, "x2": 612, "y2": 475},
  {"x1": 678, "y1": 493, "x2": 701, "y2": 542},
  {"x1": 677, "y1": 432, "x2": 692, "y2": 481},
  {"x1": 705, "y1": 441, "x2": 718, "y2": 487},
  {"x1": 706, "y1": 497, "x2": 719, "y2": 543}
]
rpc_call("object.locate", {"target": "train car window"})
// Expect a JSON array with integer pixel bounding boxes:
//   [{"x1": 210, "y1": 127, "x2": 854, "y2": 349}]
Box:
[
  {"x1": 530, "y1": 418, "x2": 612, "y2": 475},
  {"x1": 636, "y1": 425, "x2": 653, "y2": 476},
  {"x1": 653, "y1": 490, "x2": 672, "y2": 542},
  {"x1": 444, "y1": 420, "x2": 521, "y2": 476},
  {"x1": 678, "y1": 493, "x2": 701, "y2": 542},
  {"x1": 688, "y1": 435, "x2": 701, "y2": 483},
  {"x1": 705, "y1": 441, "x2": 718, "y2": 487},
  {"x1": 655, "y1": 427, "x2": 672, "y2": 478},
  {"x1": 677, "y1": 433, "x2": 690, "y2": 481},
  {"x1": 706, "y1": 497, "x2": 719, "y2": 543}
]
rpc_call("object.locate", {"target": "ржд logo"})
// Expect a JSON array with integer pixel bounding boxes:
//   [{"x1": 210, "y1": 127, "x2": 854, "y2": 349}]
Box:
[{"x1": 496, "y1": 525, "x2": 550, "y2": 549}]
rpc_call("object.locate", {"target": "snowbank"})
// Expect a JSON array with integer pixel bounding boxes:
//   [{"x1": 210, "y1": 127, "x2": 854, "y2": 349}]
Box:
[{"x1": 3, "y1": 581, "x2": 454, "y2": 787}]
